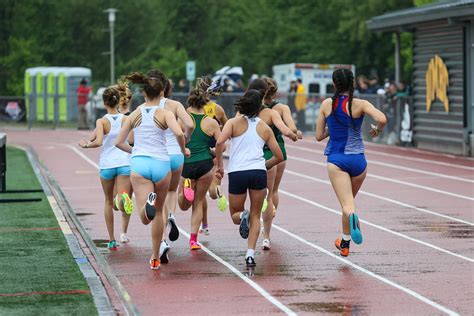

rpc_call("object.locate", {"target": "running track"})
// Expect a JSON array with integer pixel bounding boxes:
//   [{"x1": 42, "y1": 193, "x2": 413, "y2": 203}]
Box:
[{"x1": 5, "y1": 128, "x2": 474, "y2": 315}]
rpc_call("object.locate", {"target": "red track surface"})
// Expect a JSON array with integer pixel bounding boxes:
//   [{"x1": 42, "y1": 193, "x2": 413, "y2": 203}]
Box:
[{"x1": 5, "y1": 128, "x2": 474, "y2": 315}]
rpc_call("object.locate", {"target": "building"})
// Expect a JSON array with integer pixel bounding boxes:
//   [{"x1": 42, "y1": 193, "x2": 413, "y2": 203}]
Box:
[{"x1": 367, "y1": 0, "x2": 474, "y2": 156}]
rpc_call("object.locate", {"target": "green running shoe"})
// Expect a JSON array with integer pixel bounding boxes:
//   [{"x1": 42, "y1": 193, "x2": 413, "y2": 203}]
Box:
[
  {"x1": 217, "y1": 195, "x2": 228, "y2": 212},
  {"x1": 121, "y1": 192, "x2": 134, "y2": 215}
]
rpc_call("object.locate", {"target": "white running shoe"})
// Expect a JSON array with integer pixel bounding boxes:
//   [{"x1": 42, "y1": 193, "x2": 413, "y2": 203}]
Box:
[
  {"x1": 159, "y1": 240, "x2": 170, "y2": 264},
  {"x1": 262, "y1": 238, "x2": 271, "y2": 250},
  {"x1": 199, "y1": 226, "x2": 210, "y2": 235},
  {"x1": 120, "y1": 233, "x2": 130, "y2": 243}
]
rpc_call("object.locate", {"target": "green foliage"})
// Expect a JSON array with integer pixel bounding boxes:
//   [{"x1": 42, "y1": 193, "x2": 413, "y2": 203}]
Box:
[{"x1": 0, "y1": 0, "x2": 418, "y2": 95}]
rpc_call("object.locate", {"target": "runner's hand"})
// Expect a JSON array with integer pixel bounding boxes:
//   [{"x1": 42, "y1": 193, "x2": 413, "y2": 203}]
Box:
[
  {"x1": 79, "y1": 139, "x2": 88, "y2": 148},
  {"x1": 216, "y1": 167, "x2": 224, "y2": 180},
  {"x1": 369, "y1": 124, "x2": 382, "y2": 137},
  {"x1": 183, "y1": 148, "x2": 191, "y2": 158},
  {"x1": 296, "y1": 130, "x2": 303, "y2": 139}
]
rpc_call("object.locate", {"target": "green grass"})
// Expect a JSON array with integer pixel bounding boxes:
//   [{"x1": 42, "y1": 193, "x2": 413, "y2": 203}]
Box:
[{"x1": 0, "y1": 147, "x2": 97, "y2": 315}]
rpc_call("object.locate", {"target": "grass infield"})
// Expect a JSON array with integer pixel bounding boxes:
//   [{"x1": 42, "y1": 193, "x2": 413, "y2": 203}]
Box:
[{"x1": 0, "y1": 147, "x2": 97, "y2": 315}]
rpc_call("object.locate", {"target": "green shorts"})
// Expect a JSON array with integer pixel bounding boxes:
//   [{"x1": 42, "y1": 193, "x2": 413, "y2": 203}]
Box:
[{"x1": 263, "y1": 141, "x2": 287, "y2": 161}]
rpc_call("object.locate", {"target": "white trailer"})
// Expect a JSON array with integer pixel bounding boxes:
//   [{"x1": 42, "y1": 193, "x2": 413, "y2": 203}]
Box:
[{"x1": 272, "y1": 63, "x2": 356, "y2": 95}]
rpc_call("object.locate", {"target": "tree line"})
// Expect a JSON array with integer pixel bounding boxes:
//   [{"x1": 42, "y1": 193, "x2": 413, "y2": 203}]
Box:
[{"x1": 0, "y1": 0, "x2": 433, "y2": 96}]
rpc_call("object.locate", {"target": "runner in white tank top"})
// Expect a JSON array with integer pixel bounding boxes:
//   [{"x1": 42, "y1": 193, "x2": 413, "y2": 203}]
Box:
[
  {"x1": 79, "y1": 86, "x2": 133, "y2": 251},
  {"x1": 156, "y1": 81, "x2": 194, "y2": 263},
  {"x1": 115, "y1": 70, "x2": 189, "y2": 270},
  {"x1": 214, "y1": 89, "x2": 283, "y2": 268}
]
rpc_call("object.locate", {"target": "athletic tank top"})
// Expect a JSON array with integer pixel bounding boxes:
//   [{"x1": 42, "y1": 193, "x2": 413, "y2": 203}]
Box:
[
  {"x1": 228, "y1": 117, "x2": 266, "y2": 173},
  {"x1": 99, "y1": 114, "x2": 130, "y2": 169},
  {"x1": 132, "y1": 105, "x2": 170, "y2": 161},
  {"x1": 156, "y1": 98, "x2": 182, "y2": 155},
  {"x1": 185, "y1": 113, "x2": 213, "y2": 163},
  {"x1": 324, "y1": 95, "x2": 365, "y2": 155}
]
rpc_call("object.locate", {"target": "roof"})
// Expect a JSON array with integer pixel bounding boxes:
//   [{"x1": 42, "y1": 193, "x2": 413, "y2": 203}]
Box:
[
  {"x1": 25, "y1": 67, "x2": 92, "y2": 77},
  {"x1": 367, "y1": 0, "x2": 474, "y2": 31}
]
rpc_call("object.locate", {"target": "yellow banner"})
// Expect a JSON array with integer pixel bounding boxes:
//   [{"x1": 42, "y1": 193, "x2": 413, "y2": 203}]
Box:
[{"x1": 425, "y1": 55, "x2": 449, "y2": 112}]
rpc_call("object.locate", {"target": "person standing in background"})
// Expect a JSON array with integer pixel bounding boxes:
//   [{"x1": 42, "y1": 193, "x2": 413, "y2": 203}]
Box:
[
  {"x1": 77, "y1": 78, "x2": 92, "y2": 130},
  {"x1": 295, "y1": 78, "x2": 307, "y2": 131}
]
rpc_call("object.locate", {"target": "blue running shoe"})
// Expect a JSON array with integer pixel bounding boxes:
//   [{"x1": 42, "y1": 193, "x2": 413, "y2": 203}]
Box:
[
  {"x1": 239, "y1": 210, "x2": 250, "y2": 239},
  {"x1": 350, "y1": 213, "x2": 363, "y2": 244}
]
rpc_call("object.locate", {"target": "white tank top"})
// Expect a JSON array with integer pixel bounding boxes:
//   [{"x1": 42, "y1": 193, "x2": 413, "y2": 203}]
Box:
[
  {"x1": 99, "y1": 114, "x2": 131, "y2": 169},
  {"x1": 228, "y1": 117, "x2": 266, "y2": 173},
  {"x1": 131, "y1": 104, "x2": 170, "y2": 161},
  {"x1": 157, "y1": 98, "x2": 182, "y2": 155}
]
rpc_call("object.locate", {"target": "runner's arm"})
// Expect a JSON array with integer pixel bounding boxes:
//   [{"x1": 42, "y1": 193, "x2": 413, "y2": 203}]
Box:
[
  {"x1": 215, "y1": 120, "x2": 233, "y2": 179},
  {"x1": 115, "y1": 117, "x2": 133, "y2": 153},
  {"x1": 176, "y1": 102, "x2": 194, "y2": 140},
  {"x1": 216, "y1": 104, "x2": 228, "y2": 125},
  {"x1": 363, "y1": 100, "x2": 387, "y2": 137},
  {"x1": 315, "y1": 102, "x2": 329, "y2": 141},
  {"x1": 165, "y1": 111, "x2": 189, "y2": 157},
  {"x1": 272, "y1": 110, "x2": 297, "y2": 141},
  {"x1": 79, "y1": 119, "x2": 104, "y2": 148}
]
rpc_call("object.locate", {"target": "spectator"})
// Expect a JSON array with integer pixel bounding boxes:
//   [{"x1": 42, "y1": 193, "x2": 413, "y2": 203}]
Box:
[
  {"x1": 178, "y1": 79, "x2": 188, "y2": 92},
  {"x1": 396, "y1": 82, "x2": 409, "y2": 97},
  {"x1": 366, "y1": 75, "x2": 380, "y2": 94},
  {"x1": 76, "y1": 78, "x2": 91, "y2": 130},
  {"x1": 233, "y1": 79, "x2": 245, "y2": 92},
  {"x1": 356, "y1": 75, "x2": 369, "y2": 94},
  {"x1": 295, "y1": 78, "x2": 307, "y2": 131},
  {"x1": 289, "y1": 80, "x2": 297, "y2": 93}
]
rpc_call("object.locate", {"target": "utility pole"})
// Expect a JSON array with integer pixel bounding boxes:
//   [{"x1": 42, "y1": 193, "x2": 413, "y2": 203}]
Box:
[{"x1": 104, "y1": 8, "x2": 117, "y2": 85}]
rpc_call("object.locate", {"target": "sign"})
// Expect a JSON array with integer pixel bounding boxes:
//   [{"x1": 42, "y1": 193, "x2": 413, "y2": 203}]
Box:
[
  {"x1": 425, "y1": 55, "x2": 449, "y2": 112},
  {"x1": 186, "y1": 61, "x2": 196, "y2": 81}
]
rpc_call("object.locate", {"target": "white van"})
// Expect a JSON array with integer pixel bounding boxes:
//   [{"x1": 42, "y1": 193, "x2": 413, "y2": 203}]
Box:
[{"x1": 272, "y1": 63, "x2": 356, "y2": 95}]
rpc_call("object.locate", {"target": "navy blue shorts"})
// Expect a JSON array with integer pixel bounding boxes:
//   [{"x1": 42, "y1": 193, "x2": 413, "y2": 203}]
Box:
[
  {"x1": 228, "y1": 169, "x2": 267, "y2": 195},
  {"x1": 327, "y1": 153, "x2": 367, "y2": 177}
]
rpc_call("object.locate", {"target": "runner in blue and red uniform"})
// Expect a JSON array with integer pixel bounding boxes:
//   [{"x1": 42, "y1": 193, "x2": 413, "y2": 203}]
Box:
[{"x1": 316, "y1": 68, "x2": 386, "y2": 257}]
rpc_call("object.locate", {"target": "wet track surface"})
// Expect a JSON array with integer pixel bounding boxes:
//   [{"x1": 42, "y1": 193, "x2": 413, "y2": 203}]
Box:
[{"x1": 5, "y1": 129, "x2": 474, "y2": 315}]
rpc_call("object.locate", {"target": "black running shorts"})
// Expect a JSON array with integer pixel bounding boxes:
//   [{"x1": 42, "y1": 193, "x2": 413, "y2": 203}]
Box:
[
  {"x1": 182, "y1": 159, "x2": 214, "y2": 180},
  {"x1": 228, "y1": 169, "x2": 267, "y2": 195}
]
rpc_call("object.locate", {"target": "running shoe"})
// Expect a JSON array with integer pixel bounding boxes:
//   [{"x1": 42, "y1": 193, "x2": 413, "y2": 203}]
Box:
[
  {"x1": 120, "y1": 233, "x2": 129, "y2": 243},
  {"x1": 183, "y1": 178, "x2": 194, "y2": 202},
  {"x1": 199, "y1": 225, "x2": 210, "y2": 235},
  {"x1": 335, "y1": 238, "x2": 350, "y2": 257},
  {"x1": 145, "y1": 192, "x2": 157, "y2": 221},
  {"x1": 261, "y1": 193, "x2": 268, "y2": 213},
  {"x1": 168, "y1": 214, "x2": 179, "y2": 242},
  {"x1": 239, "y1": 209, "x2": 250, "y2": 239},
  {"x1": 350, "y1": 213, "x2": 363, "y2": 244},
  {"x1": 216, "y1": 186, "x2": 228, "y2": 212},
  {"x1": 245, "y1": 256, "x2": 256, "y2": 267},
  {"x1": 107, "y1": 240, "x2": 117, "y2": 251},
  {"x1": 121, "y1": 192, "x2": 134, "y2": 215},
  {"x1": 149, "y1": 258, "x2": 160, "y2": 270},
  {"x1": 189, "y1": 240, "x2": 202, "y2": 250},
  {"x1": 262, "y1": 238, "x2": 271, "y2": 251},
  {"x1": 159, "y1": 240, "x2": 170, "y2": 264}
]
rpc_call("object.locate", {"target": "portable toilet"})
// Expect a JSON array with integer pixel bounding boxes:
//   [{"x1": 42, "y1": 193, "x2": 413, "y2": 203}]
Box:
[{"x1": 25, "y1": 67, "x2": 92, "y2": 122}]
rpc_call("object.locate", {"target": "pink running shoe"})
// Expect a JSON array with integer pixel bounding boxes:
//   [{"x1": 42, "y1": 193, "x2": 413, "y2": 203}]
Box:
[{"x1": 183, "y1": 178, "x2": 195, "y2": 202}]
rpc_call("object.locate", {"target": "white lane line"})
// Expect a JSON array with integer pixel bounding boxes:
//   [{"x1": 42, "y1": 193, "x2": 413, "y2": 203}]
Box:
[
  {"x1": 179, "y1": 229, "x2": 296, "y2": 315},
  {"x1": 287, "y1": 154, "x2": 474, "y2": 202},
  {"x1": 67, "y1": 144, "x2": 297, "y2": 315},
  {"x1": 271, "y1": 224, "x2": 460, "y2": 316},
  {"x1": 286, "y1": 144, "x2": 474, "y2": 183},
  {"x1": 278, "y1": 189, "x2": 474, "y2": 263},
  {"x1": 284, "y1": 168, "x2": 474, "y2": 226},
  {"x1": 298, "y1": 138, "x2": 474, "y2": 170}
]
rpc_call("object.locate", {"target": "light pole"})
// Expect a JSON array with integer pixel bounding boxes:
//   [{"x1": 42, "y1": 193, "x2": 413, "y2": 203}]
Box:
[{"x1": 104, "y1": 8, "x2": 117, "y2": 85}]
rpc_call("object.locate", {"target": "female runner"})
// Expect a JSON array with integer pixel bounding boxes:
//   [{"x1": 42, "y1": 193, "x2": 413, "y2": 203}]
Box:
[
  {"x1": 115, "y1": 72, "x2": 189, "y2": 270},
  {"x1": 247, "y1": 78, "x2": 298, "y2": 250},
  {"x1": 315, "y1": 68, "x2": 386, "y2": 256},
  {"x1": 200, "y1": 77, "x2": 229, "y2": 235},
  {"x1": 178, "y1": 80, "x2": 221, "y2": 250},
  {"x1": 79, "y1": 87, "x2": 133, "y2": 250},
  {"x1": 215, "y1": 89, "x2": 283, "y2": 267},
  {"x1": 155, "y1": 75, "x2": 194, "y2": 263}
]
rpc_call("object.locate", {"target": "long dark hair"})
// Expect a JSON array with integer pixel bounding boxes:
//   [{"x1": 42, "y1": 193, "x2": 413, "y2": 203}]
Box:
[
  {"x1": 331, "y1": 68, "x2": 356, "y2": 129},
  {"x1": 234, "y1": 89, "x2": 263, "y2": 118},
  {"x1": 126, "y1": 71, "x2": 165, "y2": 99}
]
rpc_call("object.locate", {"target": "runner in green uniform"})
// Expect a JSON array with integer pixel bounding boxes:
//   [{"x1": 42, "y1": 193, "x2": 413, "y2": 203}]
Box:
[{"x1": 178, "y1": 80, "x2": 221, "y2": 250}]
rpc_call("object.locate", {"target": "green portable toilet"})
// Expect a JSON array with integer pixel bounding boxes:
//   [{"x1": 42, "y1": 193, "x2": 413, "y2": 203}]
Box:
[{"x1": 25, "y1": 67, "x2": 92, "y2": 122}]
